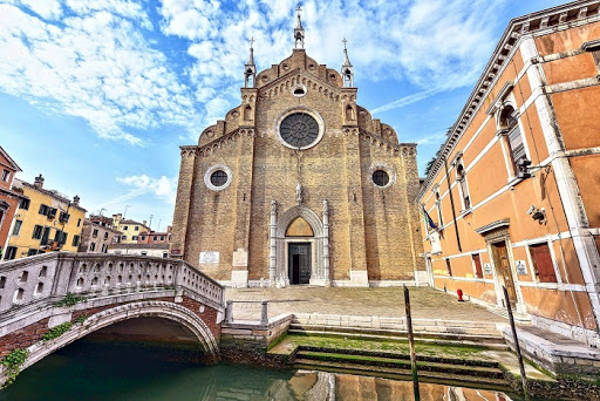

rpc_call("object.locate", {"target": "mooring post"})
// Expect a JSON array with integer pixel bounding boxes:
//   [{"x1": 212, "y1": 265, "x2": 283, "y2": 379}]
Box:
[
  {"x1": 404, "y1": 285, "x2": 420, "y2": 401},
  {"x1": 261, "y1": 300, "x2": 268, "y2": 325},
  {"x1": 503, "y1": 286, "x2": 529, "y2": 400}
]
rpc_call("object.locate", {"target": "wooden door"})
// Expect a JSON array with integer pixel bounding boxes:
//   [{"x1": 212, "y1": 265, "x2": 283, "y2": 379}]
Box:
[
  {"x1": 288, "y1": 243, "x2": 311, "y2": 285},
  {"x1": 491, "y1": 241, "x2": 517, "y2": 305}
]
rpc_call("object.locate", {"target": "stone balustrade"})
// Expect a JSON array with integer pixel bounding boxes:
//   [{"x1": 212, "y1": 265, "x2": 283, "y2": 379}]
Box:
[{"x1": 0, "y1": 252, "x2": 223, "y2": 315}]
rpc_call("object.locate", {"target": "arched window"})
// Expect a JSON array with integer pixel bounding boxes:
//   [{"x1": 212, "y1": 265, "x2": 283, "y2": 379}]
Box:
[
  {"x1": 435, "y1": 189, "x2": 443, "y2": 228},
  {"x1": 243, "y1": 105, "x2": 252, "y2": 121},
  {"x1": 456, "y1": 160, "x2": 471, "y2": 211},
  {"x1": 346, "y1": 104, "x2": 355, "y2": 121},
  {"x1": 499, "y1": 106, "x2": 528, "y2": 176}
]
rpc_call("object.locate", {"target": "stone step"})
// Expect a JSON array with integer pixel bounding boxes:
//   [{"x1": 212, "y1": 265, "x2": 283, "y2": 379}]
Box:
[
  {"x1": 289, "y1": 323, "x2": 505, "y2": 342},
  {"x1": 293, "y1": 359, "x2": 512, "y2": 392},
  {"x1": 296, "y1": 351, "x2": 506, "y2": 379},
  {"x1": 297, "y1": 345, "x2": 500, "y2": 368},
  {"x1": 288, "y1": 327, "x2": 509, "y2": 351}
]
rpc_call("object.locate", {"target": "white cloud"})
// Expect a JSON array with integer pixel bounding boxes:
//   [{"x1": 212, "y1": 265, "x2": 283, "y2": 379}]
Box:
[
  {"x1": 157, "y1": 0, "x2": 508, "y2": 127},
  {"x1": 115, "y1": 174, "x2": 177, "y2": 204},
  {"x1": 0, "y1": 2, "x2": 194, "y2": 145}
]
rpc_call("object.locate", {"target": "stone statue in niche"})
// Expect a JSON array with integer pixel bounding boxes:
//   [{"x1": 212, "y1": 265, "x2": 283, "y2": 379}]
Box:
[{"x1": 296, "y1": 182, "x2": 303, "y2": 205}]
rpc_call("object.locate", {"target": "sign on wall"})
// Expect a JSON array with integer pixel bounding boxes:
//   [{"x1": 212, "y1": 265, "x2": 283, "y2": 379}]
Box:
[
  {"x1": 484, "y1": 263, "x2": 492, "y2": 275},
  {"x1": 199, "y1": 251, "x2": 219, "y2": 264},
  {"x1": 516, "y1": 260, "x2": 528, "y2": 275},
  {"x1": 429, "y1": 231, "x2": 442, "y2": 255}
]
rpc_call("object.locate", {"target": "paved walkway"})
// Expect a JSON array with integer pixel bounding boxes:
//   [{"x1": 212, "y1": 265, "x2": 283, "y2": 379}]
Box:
[{"x1": 225, "y1": 286, "x2": 506, "y2": 322}]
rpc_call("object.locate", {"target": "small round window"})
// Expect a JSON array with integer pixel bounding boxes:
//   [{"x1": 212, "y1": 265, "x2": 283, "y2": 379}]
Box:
[
  {"x1": 372, "y1": 170, "x2": 390, "y2": 187},
  {"x1": 210, "y1": 170, "x2": 228, "y2": 187}
]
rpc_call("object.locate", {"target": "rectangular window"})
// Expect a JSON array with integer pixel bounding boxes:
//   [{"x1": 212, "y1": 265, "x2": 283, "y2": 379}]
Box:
[
  {"x1": 530, "y1": 243, "x2": 557, "y2": 283},
  {"x1": 103, "y1": 232, "x2": 108, "y2": 240},
  {"x1": 19, "y1": 198, "x2": 30, "y2": 210},
  {"x1": 472, "y1": 253, "x2": 483, "y2": 279},
  {"x1": 77, "y1": 218, "x2": 81, "y2": 227},
  {"x1": 59, "y1": 211, "x2": 70, "y2": 223},
  {"x1": 141, "y1": 251, "x2": 147, "y2": 256},
  {"x1": 160, "y1": 236, "x2": 165, "y2": 241},
  {"x1": 32, "y1": 225, "x2": 43, "y2": 239},
  {"x1": 121, "y1": 235, "x2": 126, "y2": 240},
  {"x1": 162, "y1": 252, "x2": 168, "y2": 258},
  {"x1": 39, "y1": 204, "x2": 49, "y2": 215},
  {"x1": 445, "y1": 258, "x2": 452, "y2": 276},
  {"x1": 60, "y1": 232, "x2": 68, "y2": 245},
  {"x1": 27, "y1": 249, "x2": 37, "y2": 257},
  {"x1": 134, "y1": 226, "x2": 139, "y2": 231},
  {"x1": 4, "y1": 246, "x2": 17, "y2": 260},
  {"x1": 12, "y1": 220, "x2": 22, "y2": 236},
  {"x1": 92, "y1": 229, "x2": 98, "y2": 238},
  {"x1": 72, "y1": 235, "x2": 80, "y2": 247},
  {"x1": 132, "y1": 236, "x2": 138, "y2": 241},
  {"x1": 1, "y1": 169, "x2": 9, "y2": 182},
  {"x1": 123, "y1": 226, "x2": 128, "y2": 230},
  {"x1": 89, "y1": 242, "x2": 96, "y2": 252},
  {"x1": 41, "y1": 227, "x2": 51, "y2": 245},
  {"x1": 153, "y1": 236, "x2": 158, "y2": 241}
]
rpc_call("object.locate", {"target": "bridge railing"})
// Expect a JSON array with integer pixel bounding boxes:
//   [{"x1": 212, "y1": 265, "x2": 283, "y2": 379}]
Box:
[{"x1": 0, "y1": 252, "x2": 224, "y2": 314}]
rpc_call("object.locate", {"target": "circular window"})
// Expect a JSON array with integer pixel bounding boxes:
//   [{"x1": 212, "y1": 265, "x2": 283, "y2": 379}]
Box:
[
  {"x1": 292, "y1": 85, "x2": 307, "y2": 97},
  {"x1": 204, "y1": 164, "x2": 232, "y2": 191},
  {"x1": 279, "y1": 112, "x2": 320, "y2": 148},
  {"x1": 210, "y1": 170, "x2": 227, "y2": 187},
  {"x1": 372, "y1": 170, "x2": 390, "y2": 187}
]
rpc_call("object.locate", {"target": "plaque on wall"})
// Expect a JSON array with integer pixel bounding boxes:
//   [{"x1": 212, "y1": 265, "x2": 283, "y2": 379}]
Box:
[
  {"x1": 199, "y1": 251, "x2": 220, "y2": 264},
  {"x1": 516, "y1": 260, "x2": 527, "y2": 275},
  {"x1": 483, "y1": 263, "x2": 492, "y2": 275}
]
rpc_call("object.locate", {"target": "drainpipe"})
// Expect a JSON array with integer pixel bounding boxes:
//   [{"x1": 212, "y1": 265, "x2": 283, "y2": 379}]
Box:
[{"x1": 443, "y1": 155, "x2": 462, "y2": 252}]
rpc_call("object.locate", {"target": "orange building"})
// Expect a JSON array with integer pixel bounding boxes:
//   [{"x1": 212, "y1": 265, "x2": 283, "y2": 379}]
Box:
[{"x1": 418, "y1": 1, "x2": 600, "y2": 347}]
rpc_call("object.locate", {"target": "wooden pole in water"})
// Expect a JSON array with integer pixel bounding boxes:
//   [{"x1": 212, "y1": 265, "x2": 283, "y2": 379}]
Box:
[
  {"x1": 404, "y1": 285, "x2": 420, "y2": 401},
  {"x1": 503, "y1": 286, "x2": 529, "y2": 400}
]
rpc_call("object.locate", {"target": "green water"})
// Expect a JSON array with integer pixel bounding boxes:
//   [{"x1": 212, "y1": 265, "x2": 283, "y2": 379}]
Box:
[{"x1": 0, "y1": 340, "x2": 524, "y2": 401}]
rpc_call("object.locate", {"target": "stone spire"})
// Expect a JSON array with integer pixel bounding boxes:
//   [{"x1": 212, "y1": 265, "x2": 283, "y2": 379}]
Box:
[
  {"x1": 294, "y1": 5, "x2": 305, "y2": 49},
  {"x1": 244, "y1": 36, "x2": 256, "y2": 88},
  {"x1": 341, "y1": 38, "x2": 354, "y2": 87}
]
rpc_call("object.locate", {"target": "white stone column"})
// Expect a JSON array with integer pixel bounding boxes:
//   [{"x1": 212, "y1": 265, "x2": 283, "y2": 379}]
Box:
[
  {"x1": 269, "y1": 200, "x2": 278, "y2": 285},
  {"x1": 322, "y1": 199, "x2": 331, "y2": 285}
]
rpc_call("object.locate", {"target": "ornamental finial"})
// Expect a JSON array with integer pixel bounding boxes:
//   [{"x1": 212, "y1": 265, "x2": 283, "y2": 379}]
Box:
[{"x1": 294, "y1": 4, "x2": 305, "y2": 49}]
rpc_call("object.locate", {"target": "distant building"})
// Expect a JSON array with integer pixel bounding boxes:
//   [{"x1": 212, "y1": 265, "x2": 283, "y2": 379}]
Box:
[
  {"x1": 418, "y1": 2, "x2": 600, "y2": 346},
  {"x1": 111, "y1": 213, "x2": 150, "y2": 244},
  {"x1": 138, "y1": 226, "x2": 171, "y2": 245},
  {"x1": 0, "y1": 146, "x2": 25, "y2": 259},
  {"x1": 5, "y1": 174, "x2": 86, "y2": 259},
  {"x1": 78, "y1": 215, "x2": 121, "y2": 253},
  {"x1": 107, "y1": 243, "x2": 169, "y2": 258}
]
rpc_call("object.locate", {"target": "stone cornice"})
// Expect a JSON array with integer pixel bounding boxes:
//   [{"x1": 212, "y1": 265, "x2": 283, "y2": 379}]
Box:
[
  {"x1": 258, "y1": 69, "x2": 343, "y2": 102},
  {"x1": 418, "y1": 0, "x2": 600, "y2": 200}
]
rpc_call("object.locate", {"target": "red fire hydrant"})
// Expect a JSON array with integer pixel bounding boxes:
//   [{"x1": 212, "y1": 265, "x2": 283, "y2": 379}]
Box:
[{"x1": 457, "y1": 289, "x2": 465, "y2": 302}]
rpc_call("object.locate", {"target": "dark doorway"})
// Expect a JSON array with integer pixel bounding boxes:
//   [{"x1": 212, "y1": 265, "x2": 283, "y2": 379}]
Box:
[{"x1": 288, "y1": 243, "x2": 311, "y2": 285}]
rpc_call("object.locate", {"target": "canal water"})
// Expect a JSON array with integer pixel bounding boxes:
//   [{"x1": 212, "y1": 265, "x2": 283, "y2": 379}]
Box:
[{"x1": 0, "y1": 339, "x2": 527, "y2": 401}]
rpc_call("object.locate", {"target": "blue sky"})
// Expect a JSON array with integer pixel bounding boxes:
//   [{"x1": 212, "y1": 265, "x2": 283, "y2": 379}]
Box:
[{"x1": 0, "y1": 0, "x2": 567, "y2": 229}]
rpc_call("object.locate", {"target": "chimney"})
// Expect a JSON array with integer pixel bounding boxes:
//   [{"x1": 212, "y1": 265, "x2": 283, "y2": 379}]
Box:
[
  {"x1": 73, "y1": 195, "x2": 80, "y2": 206},
  {"x1": 34, "y1": 174, "x2": 44, "y2": 189},
  {"x1": 142, "y1": 220, "x2": 147, "y2": 227}
]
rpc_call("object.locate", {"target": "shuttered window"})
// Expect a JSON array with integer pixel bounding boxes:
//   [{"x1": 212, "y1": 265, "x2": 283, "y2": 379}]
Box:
[
  {"x1": 530, "y1": 243, "x2": 557, "y2": 283},
  {"x1": 472, "y1": 254, "x2": 483, "y2": 279},
  {"x1": 507, "y1": 126, "x2": 527, "y2": 173}
]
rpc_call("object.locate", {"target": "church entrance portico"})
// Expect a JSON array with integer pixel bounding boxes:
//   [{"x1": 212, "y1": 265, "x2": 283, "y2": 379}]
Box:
[{"x1": 270, "y1": 201, "x2": 330, "y2": 287}]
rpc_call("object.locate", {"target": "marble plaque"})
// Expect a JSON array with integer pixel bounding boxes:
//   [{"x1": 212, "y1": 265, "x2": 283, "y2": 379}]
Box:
[
  {"x1": 484, "y1": 263, "x2": 492, "y2": 275},
  {"x1": 516, "y1": 260, "x2": 527, "y2": 275},
  {"x1": 199, "y1": 251, "x2": 219, "y2": 264}
]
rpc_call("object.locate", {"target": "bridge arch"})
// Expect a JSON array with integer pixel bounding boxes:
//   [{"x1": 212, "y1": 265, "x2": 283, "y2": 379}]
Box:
[{"x1": 22, "y1": 300, "x2": 219, "y2": 373}]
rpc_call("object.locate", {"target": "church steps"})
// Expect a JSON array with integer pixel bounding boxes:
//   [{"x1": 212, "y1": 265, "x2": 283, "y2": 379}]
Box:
[
  {"x1": 287, "y1": 325, "x2": 509, "y2": 350},
  {"x1": 295, "y1": 350, "x2": 505, "y2": 378}
]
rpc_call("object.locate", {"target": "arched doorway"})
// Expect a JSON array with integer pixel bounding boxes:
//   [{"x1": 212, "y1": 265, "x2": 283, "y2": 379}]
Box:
[
  {"x1": 270, "y1": 203, "x2": 330, "y2": 287},
  {"x1": 286, "y1": 217, "x2": 314, "y2": 285}
]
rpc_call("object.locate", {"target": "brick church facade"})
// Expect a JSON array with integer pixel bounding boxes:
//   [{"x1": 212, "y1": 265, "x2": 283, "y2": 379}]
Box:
[{"x1": 171, "y1": 11, "x2": 425, "y2": 287}]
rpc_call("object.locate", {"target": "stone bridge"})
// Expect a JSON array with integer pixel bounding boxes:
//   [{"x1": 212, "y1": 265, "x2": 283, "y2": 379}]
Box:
[{"x1": 0, "y1": 252, "x2": 224, "y2": 384}]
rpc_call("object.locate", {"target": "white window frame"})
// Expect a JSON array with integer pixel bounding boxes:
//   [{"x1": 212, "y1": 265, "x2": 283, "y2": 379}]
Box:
[{"x1": 525, "y1": 239, "x2": 562, "y2": 286}]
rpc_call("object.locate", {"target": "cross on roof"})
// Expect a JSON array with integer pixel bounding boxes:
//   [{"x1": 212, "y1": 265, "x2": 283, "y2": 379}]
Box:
[
  {"x1": 249, "y1": 36, "x2": 254, "y2": 48},
  {"x1": 342, "y1": 38, "x2": 348, "y2": 49},
  {"x1": 296, "y1": 4, "x2": 302, "y2": 14}
]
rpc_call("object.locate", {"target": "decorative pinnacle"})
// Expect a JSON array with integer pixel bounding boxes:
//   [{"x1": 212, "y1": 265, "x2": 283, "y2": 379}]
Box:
[
  {"x1": 296, "y1": 5, "x2": 303, "y2": 29},
  {"x1": 246, "y1": 36, "x2": 255, "y2": 67},
  {"x1": 342, "y1": 37, "x2": 352, "y2": 67},
  {"x1": 293, "y1": 4, "x2": 305, "y2": 49}
]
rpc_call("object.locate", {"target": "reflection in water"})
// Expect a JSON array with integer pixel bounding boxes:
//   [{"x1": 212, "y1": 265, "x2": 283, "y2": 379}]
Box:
[{"x1": 0, "y1": 340, "x2": 515, "y2": 401}]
